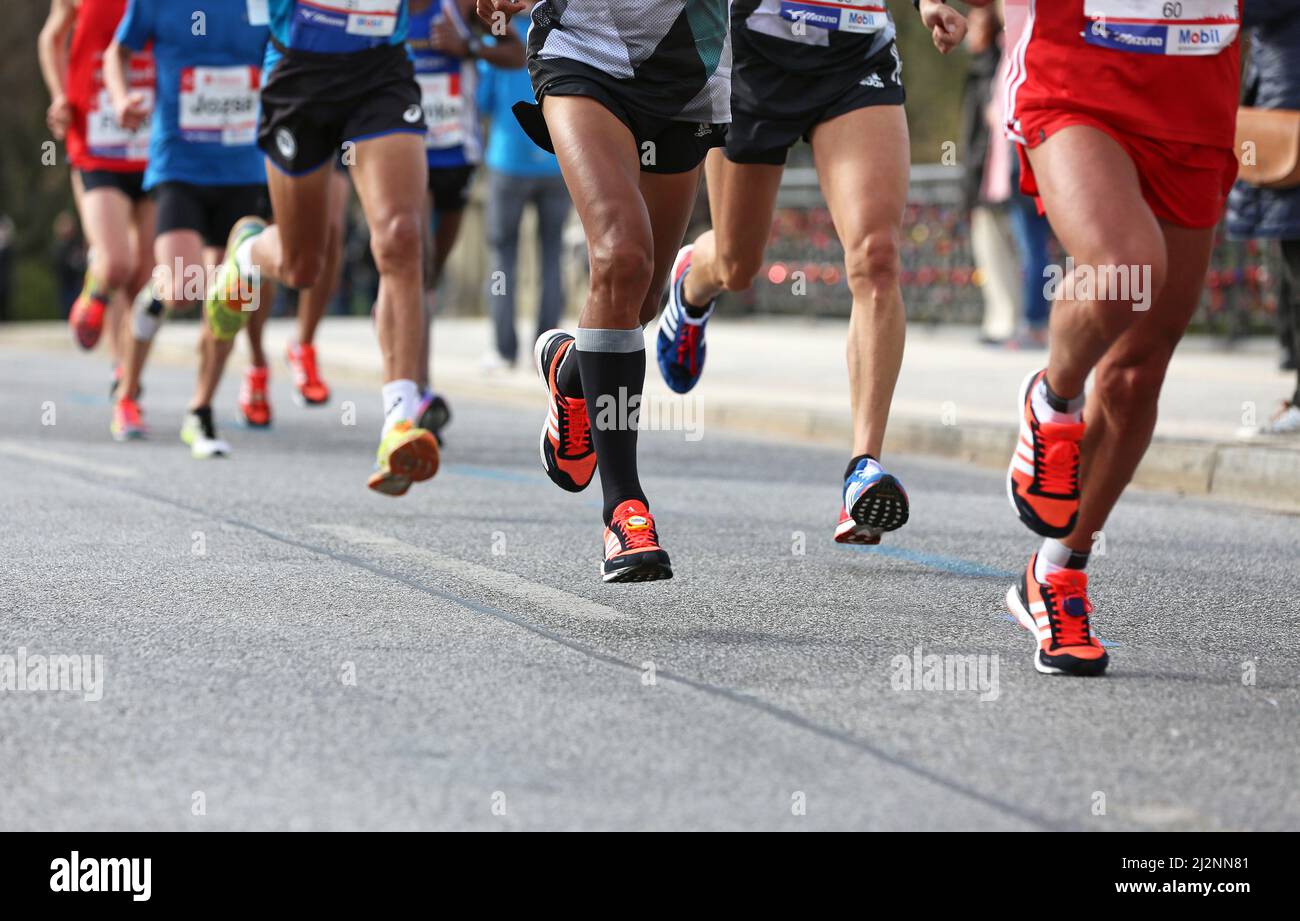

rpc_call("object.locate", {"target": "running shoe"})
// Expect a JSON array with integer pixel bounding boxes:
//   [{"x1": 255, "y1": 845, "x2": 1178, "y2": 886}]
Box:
[
  {"x1": 416, "y1": 389, "x2": 452, "y2": 444},
  {"x1": 286, "y1": 343, "x2": 330, "y2": 406},
  {"x1": 110, "y1": 397, "x2": 147, "y2": 442},
  {"x1": 367, "y1": 419, "x2": 439, "y2": 496},
  {"x1": 69, "y1": 286, "x2": 107, "y2": 351},
  {"x1": 602, "y1": 500, "x2": 673, "y2": 583},
  {"x1": 1006, "y1": 554, "x2": 1109, "y2": 676},
  {"x1": 534, "y1": 329, "x2": 596, "y2": 492},
  {"x1": 834, "y1": 457, "x2": 910, "y2": 545},
  {"x1": 1008, "y1": 369, "x2": 1085, "y2": 538},
  {"x1": 180, "y1": 407, "x2": 230, "y2": 459},
  {"x1": 1257, "y1": 401, "x2": 1300, "y2": 436},
  {"x1": 205, "y1": 217, "x2": 266, "y2": 341},
  {"x1": 239, "y1": 366, "x2": 272, "y2": 428},
  {"x1": 655, "y1": 245, "x2": 715, "y2": 394}
]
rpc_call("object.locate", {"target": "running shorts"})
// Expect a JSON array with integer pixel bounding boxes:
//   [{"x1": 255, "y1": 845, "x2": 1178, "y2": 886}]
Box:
[
  {"x1": 153, "y1": 182, "x2": 271, "y2": 247},
  {"x1": 429, "y1": 165, "x2": 475, "y2": 214},
  {"x1": 80, "y1": 169, "x2": 149, "y2": 203}
]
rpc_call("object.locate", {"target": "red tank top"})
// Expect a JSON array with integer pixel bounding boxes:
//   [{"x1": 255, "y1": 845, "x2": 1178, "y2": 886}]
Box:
[
  {"x1": 1005, "y1": 0, "x2": 1240, "y2": 151},
  {"x1": 66, "y1": 0, "x2": 154, "y2": 172}
]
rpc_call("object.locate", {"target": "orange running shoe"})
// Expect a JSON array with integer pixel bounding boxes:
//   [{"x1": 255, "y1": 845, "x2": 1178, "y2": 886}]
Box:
[
  {"x1": 1006, "y1": 554, "x2": 1108, "y2": 676},
  {"x1": 1008, "y1": 369, "x2": 1084, "y2": 538},
  {"x1": 367, "y1": 419, "x2": 440, "y2": 496},
  {"x1": 239, "y1": 366, "x2": 272, "y2": 428},
  {"x1": 602, "y1": 500, "x2": 672, "y2": 583},
  {"x1": 534, "y1": 329, "x2": 596, "y2": 492},
  {"x1": 69, "y1": 289, "x2": 107, "y2": 350},
  {"x1": 286, "y1": 343, "x2": 330, "y2": 406},
  {"x1": 110, "y1": 397, "x2": 147, "y2": 442}
]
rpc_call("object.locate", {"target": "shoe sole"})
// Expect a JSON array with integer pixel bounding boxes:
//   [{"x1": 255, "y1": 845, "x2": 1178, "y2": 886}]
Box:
[
  {"x1": 1005, "y1": 584, "x2": 1109, "y2": 677},
  {"x1": 850, "y1": 474, "x2": 909, "y2": 532},
  {"x1": 533, "y1": 329, "x2": 592, "y2": 493},
  {"x1": 368, "y1": 430, "x2": 439, "y2": 497},
  {"x1": 292, "y1": 392, "x2": 330, "y2": 407},
  {"x1": 111, "y1": 428, "x2": 146, "y2": 443},
  {"x1": 602, "y1": 555, "x2": 674, "y2": 584},
  {"x1": 834, "y1": 518, "x2": 882, "y2": 545}
]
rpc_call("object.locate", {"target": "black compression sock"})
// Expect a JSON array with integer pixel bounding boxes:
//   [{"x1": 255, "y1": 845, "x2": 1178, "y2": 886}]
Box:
[
  {"x1": 575, "y1": 328, "x2": 648, "y2": 524},
  {"x1": 557, "y1": 345, "x2": 583, "y2": 399}
]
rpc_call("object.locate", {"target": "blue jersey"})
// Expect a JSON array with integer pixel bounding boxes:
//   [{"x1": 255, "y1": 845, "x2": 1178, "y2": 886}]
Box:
[
  {"x1": 267, "y1": 0, "x2": 409, "y2": 55},
  {"x1": 407, "y1": 0, "x2": 479, "y2": 168},
  {"x1": 117, "y1": 0, "x2": 270, "y2": 189}
]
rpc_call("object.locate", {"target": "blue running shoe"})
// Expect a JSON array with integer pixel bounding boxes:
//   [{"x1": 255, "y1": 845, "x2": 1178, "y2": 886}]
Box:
[
  {"x1": 655, "y1": 245, "x2": 715, "y2": 394},
  {"x1": 834, "y1": 457, "x2": 910, "y2": 545}
]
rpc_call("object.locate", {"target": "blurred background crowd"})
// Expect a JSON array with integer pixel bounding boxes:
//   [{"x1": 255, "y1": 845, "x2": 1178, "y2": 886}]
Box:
[{"x1": 0, "y1": 2, "x2": 1296, "y2": 385}]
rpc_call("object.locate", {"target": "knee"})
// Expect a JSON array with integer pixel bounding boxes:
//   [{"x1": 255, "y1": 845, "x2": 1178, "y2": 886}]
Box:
[
  {"x1": 369, "y1": 211, "x2": 422, "y2": 275},
  {"x1": 1079, "y1": 242, "x2": 1168, "y2": 312},
  {"x1": 844, "y1": 230, "x2": 901, "y2": 297},
  {"x1": 587, "y1": 235, "x2": 653, "y2": 303},
  {"x1": 95, "y1": 249, "x2": 135, "y2": 291}
]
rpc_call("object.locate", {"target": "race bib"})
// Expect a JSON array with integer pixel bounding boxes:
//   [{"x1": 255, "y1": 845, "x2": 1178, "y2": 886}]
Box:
[
  {"x1": 1083, "y1": 0, "x2": 1238, "y2": 56},
  {"x1": 87, "y1": 55, "x2": 152, "y2": 160},
  {"x1": 779, "y1": 0, "x2": 887, "y2": 34},
  {"x1": 296, "y1": 0, "x2": 402, "y2": 39},
  {"x1": 246, "y1": 0, "x2": 269, "y2": 26},
  {"x1": 418, "y1": 72, "x2": 464, "y2": 149},
  {"x1": 179, "y1": 66, "x2": 260, "y2": 146}
]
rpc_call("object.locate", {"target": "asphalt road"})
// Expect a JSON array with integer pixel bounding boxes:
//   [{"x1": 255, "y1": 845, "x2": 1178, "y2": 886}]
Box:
[{"x1": 1, "y1": 341, "x2": 1297, "y2": 831}]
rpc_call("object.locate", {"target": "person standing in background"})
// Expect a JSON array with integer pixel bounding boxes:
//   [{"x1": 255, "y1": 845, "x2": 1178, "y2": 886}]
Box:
[
  {"x1": 1228, "y1": 0, "x2": 1300, "y2": 435},
  {"x1": 962, "y1": 3, "x2": 1017, "y2": 345},
  {"x1": 477, "y1": 6, "x2": 570, "y2": 371}
]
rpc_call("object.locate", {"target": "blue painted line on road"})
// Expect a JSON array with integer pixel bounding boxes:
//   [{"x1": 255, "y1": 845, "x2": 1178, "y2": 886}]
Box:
[{"x1": 845, "y1": 543, "x2": 1017, "y2": 580}]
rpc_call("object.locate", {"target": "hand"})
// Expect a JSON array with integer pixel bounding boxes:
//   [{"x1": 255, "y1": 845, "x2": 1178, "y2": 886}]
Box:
[
  {"x1": 46, "y1": 95, "x2": 72, "y2": 139},
  {"x1": 920, "y1": 0, "x2": 968, "y2": 55},
  {"x1": 476, "y1": 0, "x2": 527, "y2": 33},
  {"x1": 431, "y1": 17, "x2": 470, "y2": 56},
  {"x1": 115, "y1": 91, "x2": 150, "y2": 132}
]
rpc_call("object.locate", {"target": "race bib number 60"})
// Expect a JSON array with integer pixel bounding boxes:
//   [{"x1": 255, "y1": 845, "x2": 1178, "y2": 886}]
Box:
[
  {"x1": 779, "y1": 0, "x2": 887, "y2": 34},
  {"x1": 1083, "y1": 0, "x2": 1238, "y2": 56}
]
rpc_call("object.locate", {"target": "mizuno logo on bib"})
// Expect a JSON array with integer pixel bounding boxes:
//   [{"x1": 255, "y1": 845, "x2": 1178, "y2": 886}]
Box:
[
  {"x1": 1083, "y1": 0, "x2": 1238, "y2": 56},
  {"x1": 779, "y1": 0, "x2": 887, "y2": 34},
  {"x1": 290, "y1": 0, "x2": 403, "y2": 52}
]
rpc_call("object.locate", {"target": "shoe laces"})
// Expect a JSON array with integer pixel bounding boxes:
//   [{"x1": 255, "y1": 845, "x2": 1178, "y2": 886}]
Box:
[
  {"x1": 1043, "y1": 569, "x2": 1096, "y2": 648},
  {"x1": 676, "y1": 323, "x2": 702, "y2": 374},
  {"x1": 1036, "y1": 427, "x2": 1081, "y2": 496},
  {"x1": 559, "y1": 398, "x2": 590, "y2": 455},
  {"x1": 118, "y1": 399, "x2": 143, "y2": 426},
  {"x1": 616, "y1": 511, "x2": 659, "y2": 551},
  {"x1": 295, "y1": 346, "x2": 320, "y2": 386}
]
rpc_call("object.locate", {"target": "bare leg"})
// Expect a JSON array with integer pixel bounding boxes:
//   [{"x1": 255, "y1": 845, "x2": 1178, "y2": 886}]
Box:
[
  {"x1": 682, "y1": 148, "x2": 784, "y2": 304},
  {"x1": 1027, "y1": 126, "x2": 1169, "y2": 400},
  {"x1": 811, "y1": 105, "x2": 909, "y2": 459},
  {"x1": 251, "y1": 161, "x2": 335, "y2": 289},
  {"x1": 1065, "y1": 222, "x2": 1214, "y2": 552},
  {"x1": 294, "y1": 168, "x2": 350, "y2": 345},
  {"x1": 192, "y1": 246, "x2": 237, "y2": 409}
]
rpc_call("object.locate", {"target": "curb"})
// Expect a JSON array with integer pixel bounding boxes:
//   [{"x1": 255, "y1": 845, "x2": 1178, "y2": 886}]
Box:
[{"x1": 5, "y1": 322, "x2": 1299, "y2": 513}]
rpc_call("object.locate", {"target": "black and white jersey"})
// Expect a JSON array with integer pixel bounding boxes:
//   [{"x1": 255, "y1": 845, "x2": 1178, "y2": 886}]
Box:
[
  {"x1": 529, "y1": 0, "x2": 731, "y2": 123},
  {"x1": 732, "y1": 0, "x2": 897, "y2": 75}
]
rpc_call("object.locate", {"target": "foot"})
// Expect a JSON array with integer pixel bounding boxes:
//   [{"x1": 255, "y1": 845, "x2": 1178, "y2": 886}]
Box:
[
  {"x1": 416, "y1": 389, "x2": 452, "y2": 444},
  {"x1": 69, "y1": 290, "x2": 107, "y2": 351},
  {"x1": 534, "y1": 329, "x2": 596, "y2": 492},
  {"x1": 108, "y1": 364, "x2": 143, "y2": 401},
  {"x1": 286, "y1": 343, "x2": 330, "y2": 406},
  {"x1": 239, "y1": 366, "x2": 272, "y2": 428},
  {"x1": 110, "y1": 396, "x2": 147, "y2": 441},
  {"x1": 602, "y1": 500, "x2": 673, "y2": 583},
  {"x1": 180, "y1": 407, "x2": 230, "y2": 459},
  {"x1": 205, "y1": 217, "x2": 266, "y2": 341},
  {"x1": 655, "y1": 245, "x2": 715, "y2": 394},
  {"x1": 1255, "y1": 401, "x2": 1300, "y2": 436},
  {"x1": 834, "y1": 457, "x2": 910, "y2": 545},
  {"x1": 1008, "y1": 369, "x2": 1084, "y2": 538},
  {"x1": 1006, "y1": 554, "x2": 1109, "y2": 676},
  {"x1": 367, "y1": 419, "x2": 439, "y2": 496}
]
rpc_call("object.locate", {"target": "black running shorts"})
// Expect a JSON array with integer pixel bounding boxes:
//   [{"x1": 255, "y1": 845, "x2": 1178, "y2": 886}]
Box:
[
  {"x1": 79, "y1": 169, "x2": 148, "y2": 202},
  {"x1": 153, "y1": 182, "x2": 271, "y2": 247},
  {"x1": 258, "y1": 42, "x2": 427, "y2": 176}
]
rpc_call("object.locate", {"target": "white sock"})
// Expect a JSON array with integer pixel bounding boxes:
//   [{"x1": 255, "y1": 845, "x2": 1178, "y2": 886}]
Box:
[
  {"x1": 234, "y1": 236, "x2": 258, "y2": 280},
  {"x1": 1032, "y1": 377, "x2": 1084, "y2": 425},
  {"x1": 1035, "y1": 538, "x2": 1082, "y2": 582},
  {"x1": 381, "y1": 379, "x2": 420, "y2": 436}
]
